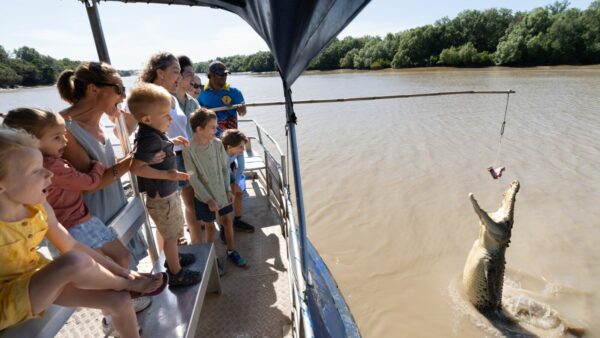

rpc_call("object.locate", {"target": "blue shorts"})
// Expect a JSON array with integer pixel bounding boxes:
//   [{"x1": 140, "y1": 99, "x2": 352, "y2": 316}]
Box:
[
  {"x1": 175, "y1": 151, "x2": 190, "y2": 188},
  {"x1": 194, "y1": 198, "x2": 233, "y2": 222},
  {"x1": 48, "y1": 216, "x2": 118, "y2": 257}
]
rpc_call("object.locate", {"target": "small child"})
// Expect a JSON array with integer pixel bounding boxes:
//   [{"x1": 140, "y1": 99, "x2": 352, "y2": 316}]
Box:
[
  {"x1": 220, "y1": 129, "x2": 255, "y2": 243},
  {"x1": 127, "y1": 83, "x2": 202, "y2": 287},
  {"x1": 2, "y1": 109, "x2": 131, "y2": 269},
  {"x1": 0, "y1": 127, "x2": 166, "y2": 336},
  {"x1": 183, "y1": 108, "x2": 247, "y2": 268}
]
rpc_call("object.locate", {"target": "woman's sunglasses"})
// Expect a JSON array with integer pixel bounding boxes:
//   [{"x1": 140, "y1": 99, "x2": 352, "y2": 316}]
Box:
[
  {"x1": 191, "y1": 83, "x2": 203, "y2": 89},
  {"x1": 96, "y1": 82, "x2": 126, "y2": 96}
]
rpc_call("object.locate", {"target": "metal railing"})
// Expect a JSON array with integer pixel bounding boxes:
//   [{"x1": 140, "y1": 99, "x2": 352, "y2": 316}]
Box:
[{"x1": 238, "y1": 119, "x2": 314, "y2": 338}]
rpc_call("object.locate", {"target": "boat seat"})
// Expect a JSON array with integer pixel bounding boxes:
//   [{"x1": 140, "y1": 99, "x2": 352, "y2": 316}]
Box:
[
  {"x1": 243, "y1": 137, "x2": 266, "y2": 179},
  {"x1": 136, "y1": 243, "x2": 222, "y2": 338}
]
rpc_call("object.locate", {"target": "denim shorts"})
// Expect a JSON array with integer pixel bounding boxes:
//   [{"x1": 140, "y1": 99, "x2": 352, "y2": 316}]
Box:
[
  {"x1": 175, "y1": 151, "x2": 190, "y2": 188},
  {"x1": 48, "y1": 216, "x2": 118, "y2": 257},
  {"x1": 194, "y1": 198, "x2": 233, "y2": 222}
]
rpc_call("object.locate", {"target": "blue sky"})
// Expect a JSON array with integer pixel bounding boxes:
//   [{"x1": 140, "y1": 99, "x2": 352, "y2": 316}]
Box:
[{"x1": 1, "y1": 0, "x2": 594, "y2": 69}]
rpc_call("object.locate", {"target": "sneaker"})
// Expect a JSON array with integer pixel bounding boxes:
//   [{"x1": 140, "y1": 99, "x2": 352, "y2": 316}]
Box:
[
  {"x1": 163, "y1": 253, "x2": 196, "y2": 270},
  {"x1": 227, "y1": 250, "x2": 247, "y2": 267},
  {"x1": 132, "y1": 296, "x2": 151, "y2": 312},
  {"x1": 168, "y1": 267, "x2": 202, "y2": 287},
  {"x1": 219, "y1": 226, "x2": 227, "y2": 244},
  {"x1": 233, "y1": 218, "x2": 256, "y2": 232}
]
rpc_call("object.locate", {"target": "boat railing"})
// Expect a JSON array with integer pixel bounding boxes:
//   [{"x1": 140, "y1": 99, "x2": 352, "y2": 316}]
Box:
[{"x1": 238, "y1": 119, "x2": 314, "y2": 338}]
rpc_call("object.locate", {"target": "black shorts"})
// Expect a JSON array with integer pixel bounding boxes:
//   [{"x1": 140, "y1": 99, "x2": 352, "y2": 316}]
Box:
[{"x1": 193, "y1": 198, "x2": 233, "y2": 222}]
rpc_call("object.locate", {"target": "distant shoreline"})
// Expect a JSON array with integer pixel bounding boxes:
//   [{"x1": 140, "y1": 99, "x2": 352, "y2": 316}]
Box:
[{"x1": 2, "y1": 64, "x2": 599, "y2": 92}]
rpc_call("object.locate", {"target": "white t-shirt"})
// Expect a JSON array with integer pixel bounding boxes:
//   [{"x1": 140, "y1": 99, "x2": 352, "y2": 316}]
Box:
[{"x1": 167, "y1": 95, "x2": 190, "y2": 151}]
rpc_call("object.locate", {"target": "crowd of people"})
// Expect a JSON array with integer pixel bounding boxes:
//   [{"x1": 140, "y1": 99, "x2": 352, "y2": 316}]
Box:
[{"x1": 0, "y1": 53, "x2": 256, "y2": 337}]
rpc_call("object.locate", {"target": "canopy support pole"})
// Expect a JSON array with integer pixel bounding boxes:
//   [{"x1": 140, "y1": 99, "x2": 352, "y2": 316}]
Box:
[
  {"x1": 283, "y1": 82, "x2": 309, "y2": 280},
  {"x1": 84, "y1": 0, "x2": 111, "y2": 64},
  {"x1": 83, "y1": 0, "x2": 159, "y2": 264}
]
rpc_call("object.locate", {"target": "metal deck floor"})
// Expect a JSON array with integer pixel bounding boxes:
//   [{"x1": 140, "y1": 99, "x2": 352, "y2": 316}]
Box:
[{"x1": 57, "y1": 178, "x2": 292, "y2": 338}]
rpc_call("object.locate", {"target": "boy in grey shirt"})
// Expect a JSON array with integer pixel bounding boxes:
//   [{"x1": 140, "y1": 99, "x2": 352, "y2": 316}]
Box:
[{"x1": 183, "y1": 108, "x2": 247, "y2": 267}]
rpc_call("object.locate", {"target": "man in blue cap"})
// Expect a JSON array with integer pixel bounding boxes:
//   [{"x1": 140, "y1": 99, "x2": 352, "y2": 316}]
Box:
[{"x1": 199, "y1": 60, "x2": 255, "y2": 236}]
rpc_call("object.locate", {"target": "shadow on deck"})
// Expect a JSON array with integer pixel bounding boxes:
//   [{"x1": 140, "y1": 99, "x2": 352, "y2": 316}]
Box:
[{"x1": 196, "y1": 177, "x2": 292, "y2": 337}]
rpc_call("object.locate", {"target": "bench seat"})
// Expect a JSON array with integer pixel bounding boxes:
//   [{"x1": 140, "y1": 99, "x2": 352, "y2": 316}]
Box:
[
  {"x1": 137, "y1": 243, "x2": 221, "y2": 338},
  {"x1": 0, "y1": 243, "x2": 221, "y2": 338}
]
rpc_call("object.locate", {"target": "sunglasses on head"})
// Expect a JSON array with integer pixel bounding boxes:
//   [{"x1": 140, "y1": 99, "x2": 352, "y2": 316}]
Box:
[
  {"x1": 191, "y1": 83, "x2": 203, "y2": 89},
  {"x1": 96, "y1": 82, "x2": 126, "y2": 96}
]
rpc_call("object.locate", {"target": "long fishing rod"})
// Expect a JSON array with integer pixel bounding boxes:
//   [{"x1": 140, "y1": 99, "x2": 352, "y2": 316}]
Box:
[{"x1": 209, "y1": 89, "x2": 516, "y2": 112}]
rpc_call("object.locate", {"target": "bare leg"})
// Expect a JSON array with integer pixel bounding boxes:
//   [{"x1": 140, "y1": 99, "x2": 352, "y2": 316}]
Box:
[
  {"x1": 99, "y1": 239, "x2": 131, "y2": 268},
  {"x1": 95, "y1": 240, "x2": 131, "y2": 318},
  {"x1": 232, "y1": 183, "x2": 243, "y2": 218},
  {"x1": 155, "y1": 227, "x2": 164, "y2": 252},
  {"x1": 52, "y1": 285, "x2": 139, "y2": 338},
  {"x1": 182, "y1": 187, "x2": 203, "y2": 244},
  {"x1": 164, "y1": 238, "x2": 182, "y2": 274},
  {"x1": 220, "y1": 213, "x2": 235, "y2": 251},
  {"x1": 28, "y1": 251, "x2": 162, "y2": 314},
  {"x1": 205, "y1": 221, "x2": 216, "y2": 244}
]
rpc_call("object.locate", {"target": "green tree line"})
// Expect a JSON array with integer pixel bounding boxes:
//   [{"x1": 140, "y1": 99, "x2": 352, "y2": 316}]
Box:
[
  {"x1": 0, "y1": 46, "x2": 83, "y2": 88},
  {"x1": 197, "y1": 0, "x2": 599, "y2": 72},
  {"x1": 3, "y1": 0, "x2": 598, "y2": 88},
  {"x1": 0, "y1": 46, "x2": 134, "y2": 89}
]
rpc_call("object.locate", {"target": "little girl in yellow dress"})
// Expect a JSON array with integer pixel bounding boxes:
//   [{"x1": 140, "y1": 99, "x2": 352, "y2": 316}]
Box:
[{"x1": 0, "y1": 127, "x2": 166, "y2": 337}]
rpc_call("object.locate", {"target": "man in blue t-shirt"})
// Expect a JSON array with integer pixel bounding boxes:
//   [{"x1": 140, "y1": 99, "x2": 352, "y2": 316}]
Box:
[{"x1": 199, "y1": 61, "x2": 255, "y2": 234}]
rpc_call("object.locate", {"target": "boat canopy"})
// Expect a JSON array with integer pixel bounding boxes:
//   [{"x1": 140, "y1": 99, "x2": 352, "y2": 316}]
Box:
[{"x1": 95, "y1": 0, "x2": 371, "y2": 85}]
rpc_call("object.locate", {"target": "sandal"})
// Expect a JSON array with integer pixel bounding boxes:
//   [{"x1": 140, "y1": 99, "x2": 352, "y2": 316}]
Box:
[
  {"x1": 129, "y1": 272, "x2": 168, "y2": 299},
  {"x1": 168, "y1": 267, "x2": 202, "y2": 287}
]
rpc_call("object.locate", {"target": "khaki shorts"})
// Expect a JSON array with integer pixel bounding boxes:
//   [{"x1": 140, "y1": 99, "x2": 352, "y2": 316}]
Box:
[{"x1": 145, "y1": 193, "x2": 185, "y2": 241}]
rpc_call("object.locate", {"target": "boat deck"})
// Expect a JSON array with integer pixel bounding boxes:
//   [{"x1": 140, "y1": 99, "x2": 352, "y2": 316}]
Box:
[
  {"x1": 56, "y1": 176, "x2": 292, "y2": 337},
  {"x1": 196, "y1": 178, "x2": 292, "y2": 337}
]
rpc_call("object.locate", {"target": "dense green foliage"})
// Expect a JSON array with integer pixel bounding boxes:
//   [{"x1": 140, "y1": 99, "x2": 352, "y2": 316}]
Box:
[
  {"x1": 0, "y1": 46, "x2": 135, "y2": 88},
  {"x1": 195, "y1": 0, "x2": 600, "y2": 72},
  {"x1": 0, "y1": 46, "x2": 82, "y2": 88},
  {"x1": 3, "y1": 0, "x2": 599, "y2": 87}
]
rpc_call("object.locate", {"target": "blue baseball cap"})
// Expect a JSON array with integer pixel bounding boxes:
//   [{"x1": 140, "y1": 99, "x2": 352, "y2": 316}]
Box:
[{"x1": 208, "y1": 61, "x2": 230, "y2": 76}]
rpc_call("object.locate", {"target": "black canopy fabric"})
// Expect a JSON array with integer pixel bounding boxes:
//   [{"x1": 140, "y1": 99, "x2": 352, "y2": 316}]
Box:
[{"x1": 100, "y1": 0, "x2": 371, "y2": 85}]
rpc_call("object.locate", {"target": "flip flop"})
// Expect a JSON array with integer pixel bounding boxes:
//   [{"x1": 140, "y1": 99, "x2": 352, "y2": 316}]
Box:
[{"x1": 130, "y1": 272, "x2": 168, "y2": 299}]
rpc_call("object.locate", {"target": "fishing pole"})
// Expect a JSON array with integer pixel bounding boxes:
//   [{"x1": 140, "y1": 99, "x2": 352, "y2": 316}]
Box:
[{"x1": 208, "y1": 89, "x2": 516, "y2": 112}]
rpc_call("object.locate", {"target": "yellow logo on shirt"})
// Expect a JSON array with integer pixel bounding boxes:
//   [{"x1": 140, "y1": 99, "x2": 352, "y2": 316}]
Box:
[{"x1": 221, "y1": 95, "x2": 232, "y2": 105}]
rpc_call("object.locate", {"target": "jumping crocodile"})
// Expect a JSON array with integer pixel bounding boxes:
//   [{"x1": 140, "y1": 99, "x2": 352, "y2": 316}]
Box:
[
  {"x1": 462, "y1": 180, "x2": 585, "y2": 336},
  {"x1": 463, "y1": 180, "x2": 520, "y2": 311}
]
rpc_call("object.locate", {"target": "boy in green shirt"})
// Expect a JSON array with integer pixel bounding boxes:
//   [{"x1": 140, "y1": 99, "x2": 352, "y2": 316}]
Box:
[{"x1": 182, "y1": 108, "x2": 247, "y2": 267}]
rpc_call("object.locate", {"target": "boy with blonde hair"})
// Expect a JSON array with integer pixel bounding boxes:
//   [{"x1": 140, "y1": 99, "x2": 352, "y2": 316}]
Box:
[
  {"x1": 183, "y1": 108, "x2": 247, "y2": 268},
  {"x1": 128, "y1": 83, "x2": 202, "y2": 286}
]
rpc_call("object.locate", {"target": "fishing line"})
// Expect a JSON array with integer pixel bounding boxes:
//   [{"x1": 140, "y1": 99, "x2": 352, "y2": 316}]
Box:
[{"x1": 487, "y1": 91, "x2": 511, "y2": 180}]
